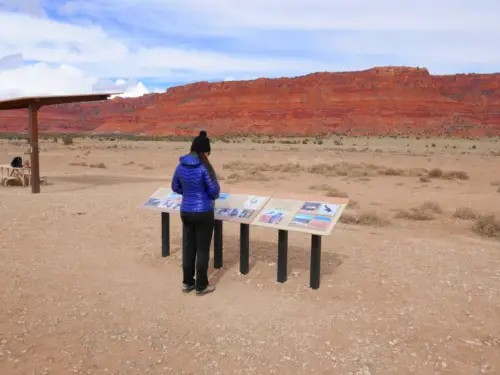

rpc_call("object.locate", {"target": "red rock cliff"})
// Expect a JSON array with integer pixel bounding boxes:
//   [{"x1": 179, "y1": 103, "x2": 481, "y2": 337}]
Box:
[{"x1": 1, "y1": 66, "x2": 499, "y2": 137}]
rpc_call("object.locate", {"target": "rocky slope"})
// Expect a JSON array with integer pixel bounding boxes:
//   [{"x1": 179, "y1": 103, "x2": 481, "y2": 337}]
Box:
[{"x1": 1, "y1": 66, "x2": 499, "y2": 137}]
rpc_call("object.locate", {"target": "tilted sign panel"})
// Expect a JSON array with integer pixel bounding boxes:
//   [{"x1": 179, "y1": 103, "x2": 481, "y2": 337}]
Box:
[
  {"x1": 252, "y1": 193, "x2": 348, "y2": 236},
  {"x1": 141, "y1": 188, "x2": 272, "y2": 222}
]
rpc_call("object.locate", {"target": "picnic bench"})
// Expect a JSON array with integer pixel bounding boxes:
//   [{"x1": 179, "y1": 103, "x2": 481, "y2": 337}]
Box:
[{"x1": 0, "y1": 164, "x2": 32, "y2": 187}]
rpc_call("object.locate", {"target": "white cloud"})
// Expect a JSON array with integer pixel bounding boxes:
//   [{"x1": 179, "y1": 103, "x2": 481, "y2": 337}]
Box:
[{"x1": 0, "y1": 59, "x2": 148, "y2": 99}]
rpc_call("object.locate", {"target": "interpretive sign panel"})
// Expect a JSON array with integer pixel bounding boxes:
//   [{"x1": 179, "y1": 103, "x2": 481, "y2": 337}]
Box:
[
  {"x1": 251, "y1": 193, "x2": 348, "y2": 236},
  {"x1": 142, "y1": 188, "x2": 272, "y2": 223},
  {"x1": 142, "y1": 188, "x2": 182, "y2": 213},
  {"x1": 214, "y1": 190, "x2": 272, "y2": 224}
]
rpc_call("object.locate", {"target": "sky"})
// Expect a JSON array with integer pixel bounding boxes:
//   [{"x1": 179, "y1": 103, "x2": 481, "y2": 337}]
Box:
[{"x1": 0, "y1": 0, "x2": 499, "y2": 99}]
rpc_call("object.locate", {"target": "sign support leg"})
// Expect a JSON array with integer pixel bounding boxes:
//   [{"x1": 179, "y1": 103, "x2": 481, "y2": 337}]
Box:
[
  {"x1": 310, "y1": 235, "x2": 322, "y2": 289},
  {"x1": 161, "y1": 212, "x2": 170, "y2": 257},
  {"x1": 240, "y1": 223, "x2": 250, "y2": 275},
  {"x1": 277, "y1": 230, "x2": 288, "y2": 283},
  {"x1": 214, "y1": 220, "x2": 223, "y2": 269}
]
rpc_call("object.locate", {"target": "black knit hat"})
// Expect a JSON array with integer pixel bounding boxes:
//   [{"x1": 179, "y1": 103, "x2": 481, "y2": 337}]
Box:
[{"x1": 190, "y1": 130, "x2": 211, "y2": 153}]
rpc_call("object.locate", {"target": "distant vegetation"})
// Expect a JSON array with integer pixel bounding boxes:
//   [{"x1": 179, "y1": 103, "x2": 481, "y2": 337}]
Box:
[{"x1": 1, "y1": 131, "x2": 499, "y2": 145}]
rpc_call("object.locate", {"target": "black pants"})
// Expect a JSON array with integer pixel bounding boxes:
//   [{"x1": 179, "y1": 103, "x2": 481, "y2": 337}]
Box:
[{"x1": 180, "y1": 211, "x2": 214, "y2": 291}]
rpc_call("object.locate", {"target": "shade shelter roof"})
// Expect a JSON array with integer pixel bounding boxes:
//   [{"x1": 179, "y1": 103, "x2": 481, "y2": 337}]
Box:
[
  {"x1": 0, "y1": 93, "x2": 119, "y2": 110},
  {"x1": 0, "y1": 92, "x2": 121, "y2": 193}
]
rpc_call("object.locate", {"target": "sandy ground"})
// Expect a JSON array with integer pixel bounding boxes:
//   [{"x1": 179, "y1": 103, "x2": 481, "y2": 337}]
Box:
[{"x1": 1, "y1": 136, "x2": 500, "y2": 375}]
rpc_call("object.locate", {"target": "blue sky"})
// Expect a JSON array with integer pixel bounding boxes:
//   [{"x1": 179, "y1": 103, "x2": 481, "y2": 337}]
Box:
[{"x1": 0, "y1": 0, "x2": 499, "y2": 98}]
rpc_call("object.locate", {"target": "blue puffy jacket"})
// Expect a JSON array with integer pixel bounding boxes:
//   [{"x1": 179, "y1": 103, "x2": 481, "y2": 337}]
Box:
[{"x1": 171, "y1": 154, "x2": 220, "y2": 213}]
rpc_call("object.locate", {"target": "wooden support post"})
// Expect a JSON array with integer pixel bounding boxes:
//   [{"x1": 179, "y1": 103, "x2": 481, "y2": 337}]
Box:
[
  {"x1": 277, "y1": 230, "x2": 288, "y2": 283},
  {"x1": 28, "y1": 103, "x2": 40, "y2": 194},
  {"x1": 240, "y1": 223, "x2": 250, "y2": 275},
  {"x1": 310, "y1": 235, "x2": 322, "y2": 289},
  {"x1": 161, "y1": 212, "x2": 170, "y2": 257},
  {"x1": 214, "y1": 220, "x2": 223, "y2": 269}
]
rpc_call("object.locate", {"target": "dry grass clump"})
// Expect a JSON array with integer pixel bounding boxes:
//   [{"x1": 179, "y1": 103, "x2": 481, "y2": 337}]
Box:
[
  {"x1": 378, "y1": 167, "x2": 406, "y2": 176},
  {"x1": 325, "y1": 188, "x2": 348, "y2": 198},
  {"x1": 339, "y1": 211, "x2": 390, "y2": 227},
  {"x1": 123, "y1": 161, "x2": 135, "y2": 166},
  {"x1": 309, "y1": 184, "x2": 349, "y2": 198},
  {"x1": 347, "y1": 199, "x2": 360, "y2": 209},
  {"x1": 137, "y1": 163, "x2": 153, "y2": 170},
  {"x1": 69, "y1": 162, "x2": 88, "y2": 167},
  {"x1": 428, "y1": 168, "x2": 469, "y2": 180},
  {"x1": 223, "y1": 161, "x2": 302, "y2": 174},
  {"x1": 472, "y1": 214, "x2": 500, "y2": 239},
  {"x1": 395, "y1": 201, "x2": 443, "y2": 221},
  {"x1": 497, "y1": 186, "x2": 500, "y2": 193},
  {"x1": 226, "y1": 170, "x2": 270, "y2": 184},
  {"x1": 308, "y1": 162, "x2": 371, "y2": 177},
  {"x1": 89, "y1": 162, "x2": 107, "y2": 169},
  {"x1": 420, "y1": 176, "x2": 431, "y2": 183},
  {"x1": 490, "y1": 180, "x2": 500, "y2": 186},
  {"x1": 452, "y1": 207, "x2": 477, "y2": 221},
  {"x1": 309, "y1": 183, "x2": 331, "y2": 191}
]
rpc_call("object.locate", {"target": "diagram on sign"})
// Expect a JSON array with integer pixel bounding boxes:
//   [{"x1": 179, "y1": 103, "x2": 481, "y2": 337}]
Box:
[
  {"x1": 244, "y1": 196, "x2": 266, "y2": 210},
  {"x1": 214, "y1": 193, "x2": 271, "y2": 224}
]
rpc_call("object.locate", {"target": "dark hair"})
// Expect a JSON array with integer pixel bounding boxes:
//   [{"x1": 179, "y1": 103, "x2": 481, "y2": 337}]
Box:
[{"x1": 198, "y1": 152, "x2": 217, "y2": 180}]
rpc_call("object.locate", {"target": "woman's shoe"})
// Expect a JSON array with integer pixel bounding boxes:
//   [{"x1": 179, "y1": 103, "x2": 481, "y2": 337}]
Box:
[
  {"x1": 183, "y1": 284, "x2": 196, "y2": 293},
  {"x1": 196, "y1": 284, "x2": 215, "y2": 296}
]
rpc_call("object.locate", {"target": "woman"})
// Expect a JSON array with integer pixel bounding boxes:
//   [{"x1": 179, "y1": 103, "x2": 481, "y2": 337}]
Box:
[{"x1": 171, "y1": 130, "x2": 220, "y2": 296}]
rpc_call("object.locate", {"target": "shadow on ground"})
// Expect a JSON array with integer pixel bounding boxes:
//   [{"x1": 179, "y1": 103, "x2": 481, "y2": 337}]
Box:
[{"x1": 182, "y1": 234, "x2": 347, "y2": 286}]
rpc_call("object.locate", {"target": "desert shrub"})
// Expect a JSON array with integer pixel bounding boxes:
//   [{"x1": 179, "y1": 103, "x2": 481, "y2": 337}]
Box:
[
  {"x1": 62, "y1": 135, "x2": 74, "y2": 145},
  {"x1": 497, "y1": 187, "x2": 500, "y2": 193},
  {"x1": 339, "y1": 211, "x2": 390, "y2": 227},
  {"x1": 472, "y1": 214, "x2": 500, "y2": 239},
  {"x1": 420, "y1": 176, "x2": 430, "y2": 183},
  {"x1": 428, "y1": 168, "x2": 443, "y2": 178},
  {"x1": 333, "y1": 140, "x2": 342, "y2": 146},
  {"x1": 123, "y1": 161, "x2": 135, "y2": 166},
  {"x1": 452, "y1": 207, "x2": 477, "y2": 221},
  {"x1": 490, "y1": 180, "x2": 500, "y2": 186},
  {"x1": 89, "y1": 162, "x2": 107, "y2": 169}
]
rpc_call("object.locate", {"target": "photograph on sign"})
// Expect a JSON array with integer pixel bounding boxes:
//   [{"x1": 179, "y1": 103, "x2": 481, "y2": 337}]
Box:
[
  {"x1": 252, "y1": 198, "x2": 304, "y2": 230},
  {"x1": 214, "y1": 192, "x2": 271, "y2": 224},
  {"x1": 257, "y1": 209, "x2": 286, "y2": 224}
]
